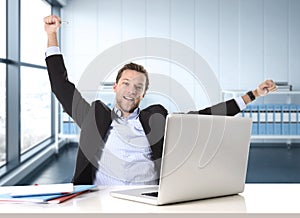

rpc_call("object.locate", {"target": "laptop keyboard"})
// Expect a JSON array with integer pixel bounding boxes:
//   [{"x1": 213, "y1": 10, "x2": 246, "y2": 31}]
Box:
[{"x1": 141, "y1": 191, "x2": 158, "y2": 197}]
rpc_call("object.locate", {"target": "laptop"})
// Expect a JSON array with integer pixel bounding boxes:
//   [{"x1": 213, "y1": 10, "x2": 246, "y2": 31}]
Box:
[{"x1": 110, "y1": 114, "x2": 252, "y2": 205}]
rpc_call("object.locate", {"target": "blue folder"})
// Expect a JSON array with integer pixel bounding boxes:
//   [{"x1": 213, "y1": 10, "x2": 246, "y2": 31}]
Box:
[
  {"x1": 297, "y1": 105, "x2": 300, "y2": 135},
  {"x1": 274, "y1": 104, "x2": 282, "y2": 135},
  {"x1": 282, "y1": 105, "x2": 290, "y2": 135},
  {"x1": 258, "y1": 104, "x2": 266, "y2": 135},
  {"x1": 249, "y1": 105, "x2": 258, "y2": 135},
  {"x1": 266, "y1": 104, "x2": 274, "y2": 135},
  {"x1": 290, "y1": 104, "x2": 297, "y2": 135},
  {"x1": 0, "y1": 185, "x2": 96, "y2": 203}
]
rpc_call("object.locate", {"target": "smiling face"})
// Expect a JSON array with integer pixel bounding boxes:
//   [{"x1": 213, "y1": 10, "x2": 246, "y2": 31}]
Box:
[{"x1": 113, "y1": 69, "x2": 147, "y2": 118}]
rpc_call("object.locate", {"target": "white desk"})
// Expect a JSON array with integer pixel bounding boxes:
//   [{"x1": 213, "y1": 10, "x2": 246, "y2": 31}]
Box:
[{"x1": 1, "y1": 184, "x2": 300, "y2": 217}]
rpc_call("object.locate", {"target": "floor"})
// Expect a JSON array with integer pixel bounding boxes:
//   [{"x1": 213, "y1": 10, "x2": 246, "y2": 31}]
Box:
[
  {"x1": 21, "y1": 143, "x2": 300, "y2": 185},
  {"x1": 246, "y1": 143, "x2": 300, "y2": 183},
  {"x1": 20, "y1": 143, "x2": 78, "y2": 185}
]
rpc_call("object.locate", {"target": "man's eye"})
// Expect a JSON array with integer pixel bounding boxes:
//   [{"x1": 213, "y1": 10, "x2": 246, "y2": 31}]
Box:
[{"x1": 123, "y1": 82, "x2": 129, "y2": 86}]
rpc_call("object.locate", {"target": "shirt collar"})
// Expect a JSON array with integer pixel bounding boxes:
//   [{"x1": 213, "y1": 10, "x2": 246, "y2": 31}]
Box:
[{"x1": 113, "y1": 107, "x2": 140, "y2": 120}]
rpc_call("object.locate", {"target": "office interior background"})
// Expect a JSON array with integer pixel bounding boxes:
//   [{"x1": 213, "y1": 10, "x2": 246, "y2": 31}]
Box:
[{"x1": 0, "y1": 0, "x2": 300, "y2": 185}]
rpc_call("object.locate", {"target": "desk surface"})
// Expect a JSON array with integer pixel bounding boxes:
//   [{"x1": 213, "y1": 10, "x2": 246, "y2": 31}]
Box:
[{"x1": 0, "y1": 184, "x2": 300, "y2": 216}]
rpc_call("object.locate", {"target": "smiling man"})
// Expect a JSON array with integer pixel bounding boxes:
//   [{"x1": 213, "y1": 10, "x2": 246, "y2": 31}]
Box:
[{"x1": 44, "y1": 15, "x2": 277, "y2": 185}]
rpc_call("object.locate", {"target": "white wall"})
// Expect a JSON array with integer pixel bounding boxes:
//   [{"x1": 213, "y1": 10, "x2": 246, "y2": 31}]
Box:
[{"x1": 60, "y1": 0, "x2": 300, "y2": 110}]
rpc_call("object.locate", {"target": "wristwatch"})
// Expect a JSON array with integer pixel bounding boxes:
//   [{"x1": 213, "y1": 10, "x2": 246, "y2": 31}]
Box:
[{"x1": 247, "y1": 91, "x2": 256, "y2": 101}]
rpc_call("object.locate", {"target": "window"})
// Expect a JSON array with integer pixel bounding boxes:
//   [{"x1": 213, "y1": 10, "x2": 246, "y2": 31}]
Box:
[
  {"x1": 20, "y1": 0, "x2": 52, "y2": 154},
  {"x1": 21, "y1": 0, "x2": 51, "y2": 65},
  {"x1": 0, "y1": 0, "x2": 62, "y2": 184},
  {"x1": 0, "y1": 64, "x2": 6, "y2": 166},
  {"x1": 20, "y1": 66, "x2": 51, "y2": 153},
  {"x1": 0, "y1": 0, "x2": 6, "y2": 58}
]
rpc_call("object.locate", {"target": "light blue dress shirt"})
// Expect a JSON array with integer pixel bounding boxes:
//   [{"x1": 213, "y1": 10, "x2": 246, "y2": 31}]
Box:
[{"x1": 94, "y1": 107, "x2": 158, "y2": 185}]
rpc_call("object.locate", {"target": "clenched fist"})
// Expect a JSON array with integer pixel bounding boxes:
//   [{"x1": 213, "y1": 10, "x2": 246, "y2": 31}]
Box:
[
  {"x1": 44, "y1": 15, "x2": 61, "y2": 34},
  {"x1": 256, "y1": 79, "x2": 277, "y2": 97}
]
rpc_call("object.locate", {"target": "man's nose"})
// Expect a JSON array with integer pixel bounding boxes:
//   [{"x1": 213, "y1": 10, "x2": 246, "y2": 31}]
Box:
[{"x1": 127, "y1": 85, "x2": 137, "y2": 95}]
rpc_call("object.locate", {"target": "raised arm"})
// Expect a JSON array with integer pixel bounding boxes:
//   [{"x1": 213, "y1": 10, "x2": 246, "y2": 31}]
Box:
[
  {"x1": 188, "y1": 80, "x2": 277, "y2": 116},
  {"x1": 44, "y1": 15, "x2": 91, "y2": 127}
]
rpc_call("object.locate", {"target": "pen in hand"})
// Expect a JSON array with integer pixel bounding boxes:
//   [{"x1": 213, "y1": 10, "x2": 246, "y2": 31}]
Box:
[{"x1": 59, "y1": 20, "x2": 69, "y2": 24}]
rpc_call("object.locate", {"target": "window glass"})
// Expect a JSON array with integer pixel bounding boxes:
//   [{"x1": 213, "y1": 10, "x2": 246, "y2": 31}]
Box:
[
  {"x1": 0, "y1": 64, "x2": 6, "y2": 166},
  {"x1": 21, "y1": 66, "x2": 51, "y2": 153},
  {"x1": 0, "y1": 0, "x2": 6, "y2": 58},
  {"x1": 21, "y1": 0, "x2": 51, "y2": 65}
]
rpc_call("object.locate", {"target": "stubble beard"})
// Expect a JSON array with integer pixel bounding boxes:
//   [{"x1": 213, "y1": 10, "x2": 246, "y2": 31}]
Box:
[{"x1": 116, "y1": 96, "x2": 140, "y2": 116}]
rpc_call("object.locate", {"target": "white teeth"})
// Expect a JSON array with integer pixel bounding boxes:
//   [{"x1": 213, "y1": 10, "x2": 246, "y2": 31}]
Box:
[{"x1": 124, "y1": 96, "x2": 134, "y2": 101}]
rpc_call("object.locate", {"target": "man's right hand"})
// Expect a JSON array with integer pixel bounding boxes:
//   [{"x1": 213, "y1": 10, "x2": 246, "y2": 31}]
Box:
[
  {"x1": 44, "y1": 15, "x2": 61, "y2": 47},
  {"x1": 44, "y1": 15, "x2": 61, "y2": 34}
]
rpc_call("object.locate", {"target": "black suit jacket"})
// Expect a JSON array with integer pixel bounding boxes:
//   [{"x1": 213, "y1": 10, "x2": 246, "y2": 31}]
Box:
[{"x1": 46, "y1": 55, "x2": 241, "y2": 185}]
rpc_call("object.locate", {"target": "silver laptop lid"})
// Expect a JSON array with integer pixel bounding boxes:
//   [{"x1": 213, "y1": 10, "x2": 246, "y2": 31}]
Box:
[{"x1": 157, "y1": 114, "x2": 252, "y2": 205}]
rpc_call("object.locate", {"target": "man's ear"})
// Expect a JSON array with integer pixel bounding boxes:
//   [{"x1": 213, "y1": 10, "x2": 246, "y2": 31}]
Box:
[{"x1": 113, "y1": 83, "x2": 117, "y2": 93}]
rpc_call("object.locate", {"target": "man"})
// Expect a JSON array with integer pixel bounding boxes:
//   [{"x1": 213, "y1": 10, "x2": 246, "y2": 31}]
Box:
[{"x1": 44, "y1": 15, "x2": 277, "y2": 185}]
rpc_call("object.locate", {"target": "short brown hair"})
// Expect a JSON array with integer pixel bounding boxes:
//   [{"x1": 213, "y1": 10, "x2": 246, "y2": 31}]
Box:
[{"x1": 116, "y1": 62, "x2": 149, "y2": 92}]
